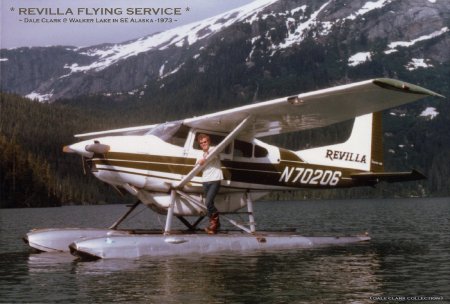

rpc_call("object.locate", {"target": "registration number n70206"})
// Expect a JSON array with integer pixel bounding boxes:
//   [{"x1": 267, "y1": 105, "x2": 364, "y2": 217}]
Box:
[{"x1": 279, "y1": 167, "x2": 342, "y2": 186}]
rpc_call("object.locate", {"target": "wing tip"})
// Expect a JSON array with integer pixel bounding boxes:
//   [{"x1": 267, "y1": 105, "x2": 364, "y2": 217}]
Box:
[{"x1": 373, "y1": 78, "x2": 445, "y2": 98}]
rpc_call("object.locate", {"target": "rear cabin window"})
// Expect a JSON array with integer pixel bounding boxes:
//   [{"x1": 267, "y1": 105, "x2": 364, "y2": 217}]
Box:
[
  {"x1": 254, "y1": 145, "x2": 268, "y2": 158},
  {"x1": 233, "y1": 140, "x2": 253, "y2": 158}
]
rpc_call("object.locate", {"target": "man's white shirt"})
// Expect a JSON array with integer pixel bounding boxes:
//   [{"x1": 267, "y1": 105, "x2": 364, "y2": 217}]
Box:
[{"x1": 197, "y1": 148, "x2": 224, "y2": 182}]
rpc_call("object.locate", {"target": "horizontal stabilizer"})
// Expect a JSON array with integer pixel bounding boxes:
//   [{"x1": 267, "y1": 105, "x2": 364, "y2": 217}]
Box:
[{"x1": 351, "y1": 169, "x2": 426, "y2": 183}]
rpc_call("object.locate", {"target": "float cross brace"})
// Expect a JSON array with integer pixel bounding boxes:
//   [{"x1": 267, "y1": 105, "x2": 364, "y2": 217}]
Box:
[{"x1": 163, "y1": 190, "x2": 257, "y2": 235}]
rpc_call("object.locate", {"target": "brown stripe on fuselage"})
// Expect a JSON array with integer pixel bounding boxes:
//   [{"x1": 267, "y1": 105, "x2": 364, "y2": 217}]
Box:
[
  {"x1": 221, "y1": 160, "x2": 279, "y2": 185},
  {"x1": 94, "y1": 159, "x2": 196, "y2": 175},
  {"x1": 106, "y1": 152, "x2": 196, "y2": 165},
  {"x1": 99, "y1": 151, "x2": 196, "y2": 175},
  {"x1": 90, "y1": 150, "x2": 367, "y2": 189}
]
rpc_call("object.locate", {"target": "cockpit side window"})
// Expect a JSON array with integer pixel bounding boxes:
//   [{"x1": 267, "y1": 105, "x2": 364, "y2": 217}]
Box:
[{"x1": 193, "y1": 133, "x2": 231, "y2": 154}]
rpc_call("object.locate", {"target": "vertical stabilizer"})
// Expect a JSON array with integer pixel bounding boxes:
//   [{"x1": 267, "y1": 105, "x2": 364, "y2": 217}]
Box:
[{"x1": 297, "y1": 112, "x2": 384, "y2": 172}]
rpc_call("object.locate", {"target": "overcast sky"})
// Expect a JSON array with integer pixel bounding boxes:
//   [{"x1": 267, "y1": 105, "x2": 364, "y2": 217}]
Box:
[{"x1": 1, "y1": 0, "x2": 254, "y2": 48}]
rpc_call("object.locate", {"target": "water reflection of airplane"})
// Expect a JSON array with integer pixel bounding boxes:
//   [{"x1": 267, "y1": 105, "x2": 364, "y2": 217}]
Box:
[
  {"x1": 26, "y1": 249, "x2": 383, "y2": 303},
  {"x1": 23, "y1": 78, "x2": 443, "y2": 259}
]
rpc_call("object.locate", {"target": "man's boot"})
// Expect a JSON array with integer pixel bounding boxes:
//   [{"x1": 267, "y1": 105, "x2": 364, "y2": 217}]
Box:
[{"x1": 205, "y1": 213, "x2": 220, "y2": 234}]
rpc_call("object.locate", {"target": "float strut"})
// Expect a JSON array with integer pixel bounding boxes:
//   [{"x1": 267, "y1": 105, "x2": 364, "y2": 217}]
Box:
[
  {"x1": 176, "y1": 215, "x2": 205, "y2": 230},
  {"x1": 245, "y1": 192, "x2": 256, "y2": 233},
  {"x1": 109, "y1": 200, "x2": 141, "y2": 230},
  {"x1": 164, "y1": 190, "x2": 177, "y2": 235}
]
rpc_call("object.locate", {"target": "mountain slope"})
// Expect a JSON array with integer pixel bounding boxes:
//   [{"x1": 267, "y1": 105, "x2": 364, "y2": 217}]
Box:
[
  {"x1": 1, "y1": 0, "x2": 277, "y2": 100},
  {"x1": 1, "y1": 0, "x2": 449, "y2": 101}
]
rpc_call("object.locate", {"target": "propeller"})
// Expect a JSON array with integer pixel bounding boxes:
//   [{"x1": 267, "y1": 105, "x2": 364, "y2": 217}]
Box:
[
  {"x1": 81, "y1": 156, "x2": 87, "y2": 175},
  {"x1": 64, "y1": 140, "x2": 110, "y2": 175}
]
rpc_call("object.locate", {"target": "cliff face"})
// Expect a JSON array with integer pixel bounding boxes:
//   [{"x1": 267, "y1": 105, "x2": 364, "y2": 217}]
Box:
[{"x1": 1, "y1": 0, "x2": 449, "y2": 101}]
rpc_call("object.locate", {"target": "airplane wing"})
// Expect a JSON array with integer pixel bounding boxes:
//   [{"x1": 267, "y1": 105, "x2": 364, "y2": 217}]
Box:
[{"x1": 183, "y1": 78, "x2": 444, "y2": 138}]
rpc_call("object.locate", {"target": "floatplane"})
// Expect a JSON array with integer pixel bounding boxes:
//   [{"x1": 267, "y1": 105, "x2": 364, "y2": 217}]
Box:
[{"x1": 24, "y1": 78, "x2": 443, "y2": 259}]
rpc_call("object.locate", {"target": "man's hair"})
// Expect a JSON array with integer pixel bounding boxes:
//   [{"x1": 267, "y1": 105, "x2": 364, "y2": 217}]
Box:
[{"x1": 197, "y1": 133, "x2": 210, "y2": 142}]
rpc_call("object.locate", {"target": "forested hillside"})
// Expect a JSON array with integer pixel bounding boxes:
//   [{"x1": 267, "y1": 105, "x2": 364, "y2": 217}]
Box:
[
  {"x1": 1, "y1": 0, "x2": 449, "y2": 207},
  {"x1": 1, "y1": 79, "x2": 448, "y2": 208},
  {"x1": 0, "y1": 93, "x2": 134, "y2": 208}
]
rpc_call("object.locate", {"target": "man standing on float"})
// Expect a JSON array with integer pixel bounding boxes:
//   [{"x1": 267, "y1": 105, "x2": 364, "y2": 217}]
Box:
[{"x1": 196, "y1": 133, "x2": 223, "y2": 234}]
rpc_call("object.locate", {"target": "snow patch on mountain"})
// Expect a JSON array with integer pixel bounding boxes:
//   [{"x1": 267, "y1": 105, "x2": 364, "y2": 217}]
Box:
[
  {"x1": 405, "y1": 58, "x2": 434, "y2": 71},
  {"x1": 266, "y1": 0, "x2": 396, "y2": 54},
  {"x1": 64, "y1": 0, "x2": 278, "y2": 74},
  {"x1": 159, "y1": 61, "x2": 168, "y2": 77},
  {"x1": 290, "y1": 5, "x2": 307, "y2": 15},
  {"x1": 420, "y1": 107, "x2": 439, "y2": 119},
  {"x1": 385, "y1": 27, "x2": 449, "y2": 54},
  {"x1": 160, "y1": 63, "x2": 185, "y2": 79},
  {"x1": 274, "y1": 0, "x2": 332, "y2": 50},
  {"x1": 348, "y1": 52, "x2": 372, "y2": 66},
  {"x1": 349, "y1": 27, "x2": 448, "y2": 66},
  {"x1": 26, "y1": 91, "x2": 54, "y2": 102},
  {"x1": 346, "y1": 0, "x2": 395, "y2": 20}
]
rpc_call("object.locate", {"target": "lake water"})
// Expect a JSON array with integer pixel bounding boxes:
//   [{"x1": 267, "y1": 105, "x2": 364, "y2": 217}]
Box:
[{"x1": 1, "y1": 198, "x2": 449, "y2": 303}]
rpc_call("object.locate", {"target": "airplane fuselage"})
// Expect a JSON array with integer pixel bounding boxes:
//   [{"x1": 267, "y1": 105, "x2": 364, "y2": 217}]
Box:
[{"x1": 84, "y1": 134, "x2": 365, "y2": 195}]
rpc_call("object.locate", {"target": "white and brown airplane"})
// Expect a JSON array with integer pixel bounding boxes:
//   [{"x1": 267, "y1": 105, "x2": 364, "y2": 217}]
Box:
[{"x1": 24, "y1": 78, "x2": 443, "y2": 259}]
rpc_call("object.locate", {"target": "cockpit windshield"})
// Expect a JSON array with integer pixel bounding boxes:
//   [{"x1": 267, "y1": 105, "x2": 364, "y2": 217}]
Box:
[
  {"x1": 146, "y1": 120, "x2": 189, "y2": 147},
  {"x1": 146, "y1": 121, "x2": 183, "y2": 141}
]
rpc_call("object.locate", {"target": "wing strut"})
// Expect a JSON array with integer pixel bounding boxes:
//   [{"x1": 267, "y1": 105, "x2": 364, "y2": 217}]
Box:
[{"x1": 164, "y1": 115, "x2": 252, "y2": 235}]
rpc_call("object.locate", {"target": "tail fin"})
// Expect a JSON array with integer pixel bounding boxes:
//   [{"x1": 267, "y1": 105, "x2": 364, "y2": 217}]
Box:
[{"x1": 297, "y1": 112, "x2": 384, "y2": 172}]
